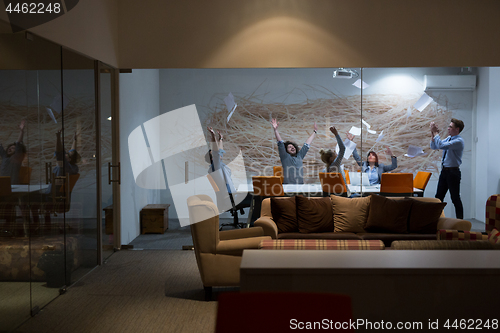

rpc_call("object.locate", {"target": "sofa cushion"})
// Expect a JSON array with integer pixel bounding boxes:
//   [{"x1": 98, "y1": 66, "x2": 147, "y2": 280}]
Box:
[
  {"x1": 271, "y1": 196, "x2": 298, "y2": 233},
  {"x1": 277, "y1": 232, "x2": 362, "y2": 240},
  {"x1": 392, "y1": 240, "x2": 497, "y2": 250},
  {"x1": 359, "y1": 233, "x2": 436, "y2": 248},
  {"x1": 365, "y1": 194, "x2": 412, "y2": 233},
  {"x1": 488, "y1": 228, "x2": 500, "y2": 245},
  {"x1": 330, "y1": 195, "x2": 371, "y2": 233},
  {"x1": 408, "y1": 199, "x2": 447, "y2": 233},
  {"x1": 296, "y1": 195, "x2": 333, "y2": 233},
  {"x1": 436, "y1": 229, "x2": 488, "y2": 241},
  {"x1": 259, "y1": 239, "x2": 385, "y2": 250}
]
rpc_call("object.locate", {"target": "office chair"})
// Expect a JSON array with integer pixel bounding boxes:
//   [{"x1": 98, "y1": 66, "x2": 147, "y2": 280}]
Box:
[
  {"x1": 413, "y1": 171, "x2": 432, "y2": 197},
  {"x1": 207, "y1": 174, "x2": 250, "y2": 230},
  {"x1": 318, "y1": 172, "x2": 348, "y2": 197},
  {"x1": 273, "y1": 166, "x2": 284, "y2": 184},
  {"x1": 18, "y1": 166, "x2": 32, "y2": 185},
  {"x1": 43, "y1": 173, "x2": 80, "y2": 223},
  {"x1": 250, "y1": 176, "x2": 284, "y2": 226},
  {"x1": 0, "y1": 177, "x2": 16, "y2": 227},
  {"x1": 379, "y1": 173, "x2": 413, "y2": 197},
  {"x1": 344, "y1": 169, "x2": 350, "y2": 184}
]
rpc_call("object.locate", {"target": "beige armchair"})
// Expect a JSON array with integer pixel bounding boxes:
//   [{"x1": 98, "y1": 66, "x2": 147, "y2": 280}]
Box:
[{"x1": 187, "y1": 195, "x2": 271, "y2": 300}]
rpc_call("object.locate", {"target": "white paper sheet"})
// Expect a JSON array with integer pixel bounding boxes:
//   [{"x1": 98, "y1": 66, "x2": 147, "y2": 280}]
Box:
[
  {"x1": 227, "y1": 105, "x2": 237, "y2": 122},
  {"x1": 46, "y1": 107, "x2": 57, "y2": 123},
  {"x1": 405, "y1": 145, "x2": 426, "y2": 157},
  {"x1": 349, "y1": 126, "x2": 361, "y2": 136},
  {"x1": 413, "y1": 93, "x2": 433, "y2": 112},
  {"x1": 224, "y1": 92, "x2": 237, "y2": 122},
  {"x1": 49, "y1": 94, "x2": 68, "y2": 114},
  {"x1": 362, "y1": 119, "x2": 376, "y2": 134},
  {"x1": 376, "y1": 130, "x2": 384, "y2": 142},
  {"x1": 335, "y1": 139, "x2": 357, "y2": 160},
  {"x1": 352, "y1": 79, "x2": 369, "y2": 89}
]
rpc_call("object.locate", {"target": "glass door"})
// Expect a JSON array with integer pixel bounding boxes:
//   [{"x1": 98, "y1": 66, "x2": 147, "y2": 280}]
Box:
[
  {"x1": 0, "y1": 31, "x2": 33, "y2": 331},
  {"x1": 99, "y1": 63, "x2": 119, "y2": 260}
]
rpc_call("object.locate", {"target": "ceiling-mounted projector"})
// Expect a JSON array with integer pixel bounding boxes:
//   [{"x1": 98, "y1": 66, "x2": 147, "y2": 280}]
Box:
[{"x1": 332, "y1": 68, "x2": 358, "y2": 79}]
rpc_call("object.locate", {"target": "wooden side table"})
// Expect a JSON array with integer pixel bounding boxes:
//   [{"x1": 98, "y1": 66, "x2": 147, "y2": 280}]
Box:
[{"x1": 140, "y1": 204, "x2": 170, "y2": 234}]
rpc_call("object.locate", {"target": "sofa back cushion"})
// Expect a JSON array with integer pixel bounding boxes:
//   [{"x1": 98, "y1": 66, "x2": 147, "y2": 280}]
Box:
[
  {"x1": 270, "y1": 196, "x2": 298, "y2": 233},
  {"x1": 330, "y1": 195, "x2": 371, "y2": 233},
  {"x1": 296, "y1": 195, "x2": 334, "y2": 233},
  {"x1": 365, "y1": 194, "x2": 413, "y2": 233},
  {"x1": 408, "y1": 199, "x2": 447, "y2": 233}
]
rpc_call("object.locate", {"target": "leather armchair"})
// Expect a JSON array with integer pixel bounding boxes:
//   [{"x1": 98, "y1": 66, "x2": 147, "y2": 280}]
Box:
[{"x1": 187, "y1": 195, "x2": 271, "y2": 300}]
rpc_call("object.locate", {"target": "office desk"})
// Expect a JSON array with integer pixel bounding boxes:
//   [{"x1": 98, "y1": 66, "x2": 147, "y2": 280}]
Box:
[
  {"x1": 11, "y1": 185, "x2": 50, "y2": 194},
  {"x1": 237, "y1": 183, "x2": 423, "y2": 196}
]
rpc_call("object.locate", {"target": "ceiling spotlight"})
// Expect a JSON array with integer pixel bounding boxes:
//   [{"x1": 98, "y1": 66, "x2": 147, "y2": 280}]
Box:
[{"x1": 333, "y1": 68, "x2": 359, "y2": 79}]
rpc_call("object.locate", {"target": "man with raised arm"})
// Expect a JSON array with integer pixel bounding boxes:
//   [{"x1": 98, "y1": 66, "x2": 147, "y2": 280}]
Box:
[
  {"x1": 430, "y1": 118, "x2": 465, "y2": 219},
  {"x1": 271, "y1": 119, "x2": 317, "y2": 184}
]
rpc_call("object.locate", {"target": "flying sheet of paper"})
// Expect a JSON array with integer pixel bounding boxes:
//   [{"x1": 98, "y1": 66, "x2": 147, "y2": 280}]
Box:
[
  {"x1": 50, "y1": 94, "x2": 68, "y2": 114},
  {"x1": 224, "y1": 92, "x2": 237, "y2": 122},
  {"x1": 404, "y1": 145, "x2": 426, "y2": 158},
  {"x1": 406, "y1": 106, "x2": 412, "y2": 119},
  {"x1": 413, "y1": 93, "x2": 433, "y2": 112},
  {"x1": 46, "y1": 107, "x2": 57, "y2": 123},
  {"x1": 335, "y1": 139, "x2": 356, "y2": 160},
  {"x1": 349, "y1": 126, "x2": 361, "y2": 136},
  {"x1": 352, "y1": 79, "x2": 369, "y2": 89},
  {"x1": 376, "y1": 130, "x2": 384, "y2": 142},
  {"x1": 227, "y1": 106, "x2": 237, "y2": 122},
  {"x1": 362, "y1": 119, "x2": 376, "y2": 134}
]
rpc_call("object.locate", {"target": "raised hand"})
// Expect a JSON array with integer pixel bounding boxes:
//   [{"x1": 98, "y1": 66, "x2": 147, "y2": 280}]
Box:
[
  {"x1": 19, "y1": 119, "x2": 26, "y2": 131},
  {"x1": 346, "y1": 132, "x2": 354, "y2": 141},
  {"x1": 271, "y1": 119, "x2": 279, "y2": 130},
  {"x1": 207, "y1": 127, "x2": 216, "y2": 141},
  {"x1": 385, "y1": 147, "x2": 393, "y2": 156},
  {"x1": 430, "y1": 122, "x2": 439, "y2": 133},
  {"x1": 217, "y1": 130, "x2": 223, "y2": 141},
  {"x1": 329, "y1": 126, "x2": 338, "y2": 136},
  {"x1": 313, "y1": 122, "x2": 318, "y2": 132}
]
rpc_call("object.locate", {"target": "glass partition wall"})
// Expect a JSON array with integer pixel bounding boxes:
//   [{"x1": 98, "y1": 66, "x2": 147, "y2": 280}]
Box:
[
  {"x1": 154, "y1": 67, "x2": 476, "y2": 224},
  {"x1": 0, "y1": 32, "x2": 102, "y2": 331}
]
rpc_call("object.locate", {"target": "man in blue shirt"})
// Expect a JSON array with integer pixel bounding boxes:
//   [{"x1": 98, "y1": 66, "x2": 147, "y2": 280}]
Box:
[{"x1": 430, "y1": 118, "x2": 465, "y2": 219}]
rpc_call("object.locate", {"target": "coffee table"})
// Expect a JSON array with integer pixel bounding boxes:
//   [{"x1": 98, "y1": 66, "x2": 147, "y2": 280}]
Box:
[{"x1": 240, "y1": 250, "x2": 500, "y2": 326}]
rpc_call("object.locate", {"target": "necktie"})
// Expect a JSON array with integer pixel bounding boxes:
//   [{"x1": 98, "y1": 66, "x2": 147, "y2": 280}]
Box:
[{"x1": 442, "y1": 137, "x2": 451, "y2": 165}]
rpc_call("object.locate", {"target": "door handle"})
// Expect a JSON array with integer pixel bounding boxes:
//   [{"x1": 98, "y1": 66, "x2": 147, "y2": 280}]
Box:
[
  {"x1": 108, "y1": 162, "x2": 121, "y2": 185},
  {"x1": 45, "y1": 162, "x2": 52, "y2": 184}
]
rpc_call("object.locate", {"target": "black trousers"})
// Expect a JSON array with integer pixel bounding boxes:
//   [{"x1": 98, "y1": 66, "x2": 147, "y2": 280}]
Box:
[{"x1": 435, "y1": 168, "x2": 463, "y2": 219}]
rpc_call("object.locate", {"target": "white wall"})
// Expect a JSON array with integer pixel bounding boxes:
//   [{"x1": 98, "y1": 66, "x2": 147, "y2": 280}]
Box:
[
  {"x1": 119, "y1": 69, "x2": 161, "y2": 244},
  {"x1": 475, "y1": 67, "x2": 500, "y2": 221}
]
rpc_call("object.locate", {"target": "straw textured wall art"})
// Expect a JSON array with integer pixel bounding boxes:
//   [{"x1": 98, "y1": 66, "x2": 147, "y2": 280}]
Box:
[
  {"x1": 205, "y1": 90, "x2": 454, "y2": 183},
  {"x1": 0, "y1": 97, "x2": 98, "y2": 187}
]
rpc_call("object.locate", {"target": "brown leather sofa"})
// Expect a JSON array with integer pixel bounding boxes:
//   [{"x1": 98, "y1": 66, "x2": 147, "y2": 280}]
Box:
[
  {"x1": 187, "y1": 195, "x2": 271, "y2": 300},
  {"x1": 254, "y1": 194, "x2": 471, "y2": 247}
]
